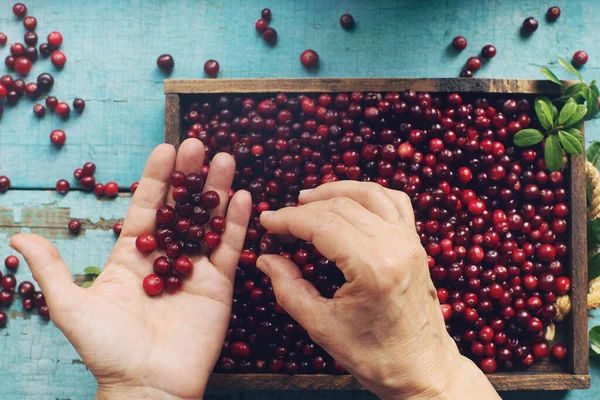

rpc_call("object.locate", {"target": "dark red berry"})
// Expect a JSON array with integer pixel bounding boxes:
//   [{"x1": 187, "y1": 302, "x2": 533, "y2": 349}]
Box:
[
  {"x1": 202, "y1": 190, "x2": 220, "y2": 209},
  {"x1": 340, "y1": 14, "x2": 355, "y2": 29},
  {"x1": 50, "y1": 129, "x2": 66, "y2": 145},
  {"x1": 261, "y1": 8, "x2": 272, "y2": 21},
  {"x1": 174, "y1": 256, "x2": 193, "y2": 277},
  {"x1": 255, "y1": 18, "x2": 268, "y2": 33},
  {"x1": 0, "y1": 176, "x2": 11, "y2": 193},
  {"x1": 46, "y1": 96, "x2": 58, "y2": 109},
  {"x1": 547, "y1": 7, "x2": 561, "y2": 21},
  {"x1": 165, "y1": 274, "x2": 183, "y2": 293},
  {"x1": 112, "y1": 222, "x2": 123, "y2": 236},
  {"x1": 262, "y1": 28, "x2": 277, "y2": 45},
  {"x1": 4, "y1": 256, "x2": 19, "y2": 270},
  {"x1": 13, "y1": 3, "x2": 27, "y2": 18},
  {"x1": 18, "y1": 281, "x2": 35, "y2": 297},
  {"x1": 572, "y1": 51, "x2": 588, "y2": 67},
  {"x1": 37, "y1": 73, "x2": 54, "y2": 91},
  {"x1": 136, "y1": 234, "x2": 157, "y2": 253},
  {"x1": 522, "y1": 17, "x2": 539, "y2": 33},
  {"x1": 0, "y1": 311, "x2": 6, "y2": 327},
  {"x1": 47, "y1": 31, "x2": 63, "y2": 47},
  {"x1": 73, "y1": 98, "x2": 85, "y2": 112},
  {"x1": 68, "y1": 219, "x2": 81, "y2": 234},
  {"x1": 300, "y1": 50, "x2": 319, "y2": 68},
  {"x1": 452, "y1": 36, "x2": 467, "y2": 51},
  {"x1": 24, "y1": 31, "x2": 37, "y2": 46},
  {"x1": 204, "y1": 60, "x2": 219, "y2": 77},
  {"x1": 153, "y1": 256, "x2": 172, "y2": 275},
  {"x1": 38, "y1": 304, "x2": 50, "y2": 319},
  {"x1": 56, "y1": 179, "x2": 70, "y2": 194},
  {"x1": 204, "y1": 232, "x2": 221, "y2": 249},
  {"x1": 39, "y1": 43, "x2": 51, "y2": 57},
  {"x1": 23, "y1": 16, "x2": 37, "y2": 30},
  {"x1": 481, "y1": 45, "x2": 496, "y2": 58},
  {"x1": 210, "y1": 216, "x2": 226, "y2": 233},
  {"x1": 157, "y1": 54, "x2": 174, "y2": 71},
  {"x1": 143, "y1": 274, "x2": 164, "y2": 296},
  {"x1": 552, "y1": 344, "x2": 567, "y2": 360},
  {"x1": 33, "y1": 103, "x2": 45, "y2": 117},
  {"x1": 50, "y1": 50, "x2": 67, "y2": 67},
  {"x1": 0, "y1": 33, "x2": 6, "y2": 46},
  {"x1": 466, "y1": 57, "x2": 482, "y2": 71}
]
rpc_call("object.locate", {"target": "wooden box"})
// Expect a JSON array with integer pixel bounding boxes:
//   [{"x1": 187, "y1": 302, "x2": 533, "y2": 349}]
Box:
[{"x1": 164, "y1": 78, "x2": 590, "y2": 391}]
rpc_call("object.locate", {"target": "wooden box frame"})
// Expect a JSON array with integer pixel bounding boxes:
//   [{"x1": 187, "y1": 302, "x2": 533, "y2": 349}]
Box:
[{"x1": 164, "y1": 78, "x2": 590, "y2": 391}]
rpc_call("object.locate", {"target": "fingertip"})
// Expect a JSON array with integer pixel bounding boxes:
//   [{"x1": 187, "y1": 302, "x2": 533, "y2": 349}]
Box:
[{"x1": 211, "y1": 151, "x2": 236, "y2": 170}]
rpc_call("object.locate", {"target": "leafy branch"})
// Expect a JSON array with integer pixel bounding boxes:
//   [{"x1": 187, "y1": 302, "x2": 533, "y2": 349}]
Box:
[
  {"x1": 81, "y1": 266, "x2": 102, "y2": 288},
  {"x1": 514, "y1": 56, "x2": 599, "y2": 171}
]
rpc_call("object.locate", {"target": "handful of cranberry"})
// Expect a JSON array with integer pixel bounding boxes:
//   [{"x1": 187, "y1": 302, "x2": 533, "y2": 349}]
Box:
[{"x1": 181, "y1": 90, "x2": 571, "y2": 374}]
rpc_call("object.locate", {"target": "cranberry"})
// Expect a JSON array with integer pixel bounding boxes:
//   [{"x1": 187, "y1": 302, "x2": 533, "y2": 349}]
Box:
[
  {"x1": 113, "y1": 222, "x2": 123, "y2": 235},
  {"x1": 143, "y1": 274, "x2": 164, "y2": 296},
  {"x1": 46, "y1": 96, "x2": 58, "y2": 109},
  {"x1": 452, "y1": 36, "x2": 467, "y2": 51},
  {"x1": 572, "y1": 51, "x2": 588, "y2": 67},
  {"x1": 56, "y1": 179, "x2": 70, "y2": 194},
  {"x1": 210, "y1": 216, "x2": 226, "y2": 233},
  {"x1": 522, "y1": 17, "x2": 539, "y2": 33},
  {"x1": 255, "y1": 19, "x2": 268, "y2": 33},
  {"x1": 104, "y1": 182, "x2": 119, "y2": 198},
  {"x1": 136, "y1": 234, "x2": 157, "y2": 253},
  {"x1": 153, "y1": 256, "x2": 172, "y2": 275},
  {"x1": 165, "y1": 274, "x2": 183, "y2": 294},
  {"x1": 532, "y1": 342, "x2": 550, "y2": 358},
  {"x1": 13, "y1": 3, "x2": 27, "y2": 18},
  {"x1": 50, "y1": 129, "x2": 66, "y2": 145},
  {"x1": 340, "y1": 13, "x2": 355, "y2": 29},
  {"x1": 231, "y1": 341, "x2": 252, "y2": 358},
  {"x1": 262, "y1": 28, "x2": 277, "y2": 45},
  {"x1": 0, "y1": 33, "x2": 6, "y2": 46},
  {"x1": 23, "y1": 16, "x2": 36, "y2": 30},
  {"x1": 481, "y1": 45, "x2": 496, "y2": 58},
  {"x1": 50, "y1": 50, "x2": 66, "y2": 67},
  {"x1": 0, "y1": 311, "x2": 7, "y2": 327},
  {"x1": 261, "y1": 8, "x2": 272, "y2": 21},
  {"x1": 466, "y1": 57, "x2": 482, "y2": 71},
  {"x1": 47, "y1": 31, "x2": 63, "y2": 47},
  {"x1": 480, "y1": 357, "x2": 497, "y2": 374},
  {"x1": 56, "y1": 102, "x2": 70, "y2": 117},
  {"x1": 204, "y1": 232, "x2": 221, "y2": 249},
  {"x1": 204, "y1": 59, "x2": 219, "y2": 77},
  {"x1": 24, "y1": 31, "x2": 37, "y2": 45},
  {"x1": 547, "y1": 6, "x2": 561, "y2": 21},
  {"x1": 4, "y1": 255, "x2": 19, "y2": 270},
  {"x1": 157, "y1": 54, "x2": 174, "y2": 71},
  {"x1": 73, "y1": 98, "x2": 85, "y2": 112},
  {"x1": 551, "y1": 344, "x2": 567, "y2": 360},
  {"x1": 32, "y1": 103, "x2": 45, "y2": 117},
  {"x1": 300, "y1": 50, "x2": 319, "y2": 68},
  {"x1": 39, "y1": 43, "x2": 52, "y2": 56},
  {"x1": 68, "y1": 219, "x2": 81, "y2": 234},
  {"x1": 202, "y1": 190, "x2": 220, "y2": 209},
  {"x1": 555, "y1": 276, "x2": 570, "y2": 295},
  {"x1": 93, "y1": 183, "x2": 104, "y2": 197},
  {"x1": 14, "y1": 56, "x2": 31, "y2": 75}
]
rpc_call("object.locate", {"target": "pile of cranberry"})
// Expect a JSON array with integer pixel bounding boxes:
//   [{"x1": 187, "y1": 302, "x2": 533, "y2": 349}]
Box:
[
  {"x1": 181, "y1": 90, "x2": 571, "y2": 374},
  {"x1": 135, "y1": 171, "x2": 225, "y2": 296},
  {"x1": 0, "y1": 255, "x2": 49, "y2": 330}
]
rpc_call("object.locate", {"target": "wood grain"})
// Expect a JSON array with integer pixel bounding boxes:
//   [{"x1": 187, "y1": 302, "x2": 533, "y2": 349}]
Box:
[
  {"x1": 164, "y1": 78, "x2": 578, "y2": 95},
  {"x1": 207, "y1": 373, "x2": 590, "y2": 391},
  {"x1": 165, "y1": 94, "x2": 182, "y2": 149}
]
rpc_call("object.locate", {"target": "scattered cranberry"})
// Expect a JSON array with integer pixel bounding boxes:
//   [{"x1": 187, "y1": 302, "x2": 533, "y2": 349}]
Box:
[
  {"x1": 0, "y1": 311, "x2": 6, "y2": 327},
  {"x1": 12, "y1": 3, "x2": 27, "y2": 18},
  {"x1": 47, "y1": 31, "x2": 63, "y2": 47},
  {"x1": 24, "y1": 31, "x2": 37, "y2": 46},
  {"x1": 33, "y1": 103, "x2": 45, "y2": 117},
  {"x1": 136, "y1": 234, "x2": 157, "y2": 253},
  {"x1": 14, "y1": 56, "x2": 31, "y2": 75},
  {"x1": 130, "y1": 182, "x2": 139, "y2": 193},
  {"x1": 39, "y1": 43, "x2": 51, "y2": 57},
  {"x1": 340, "y1": 13, "x2": 355, "y2": 29},
  {"x1": 50, "y1": 50, "x2": 67, "y2": 67},
  {"x1": 481, "y1": 45, "x2": 496, "y2": 58},
  {"x1": 262, "y1": 28, "x2": 277, "y2": 45},
  {"x1": 452, "y1": 36, "x2": 467, "y2": 51},
  {"x1": 112, "y1": 221, "x2": 123, "y2": 236},
  {"x1": 18, "y1": 281, "x2": 35, "y2": 297},
  {"x1": 68, "y1": 219, "x2": 81, "y2": 234},
  {"x1": 23, "y1": 16, "x2": 37, "y2": 30},
  {"x1": 174, "y1": 256, "x2": 193, "y2": 277},
  {"x1": 56, "y1": 179, "x2": 70, "y2": 194},
  {"x1": 552, "y1": 344, "x2": 567, "y2": 360},
  {"x1": 261, "y1": 8, "x2": 272, "y2": 21},
  {"x1": 4, "y1": 256, "x2": 19, "y2": 270},
  {"x1": 572, "y1": 51, "x2": 588, "y2": 67},
  {"x1": 202, "y1": 190, "x2": 221, "y2": 209},
  {"x1": 255, "y1": 18, "x2": 268, "y2": 33},
  {"x1": 204, "y1": 232, "x2": 221, "y2": 249},
  {"x1": 157, "y1": 54, "x2": 174, "y2": 71},
  {"x1": 522, "y1": 17, "x2": 539, "y2": 33},
  {"x1": 210, "y1": 216, "x2": 226, "y2": 233},
  {"x1": 0, "y1": 33, "x2": 6, "y2": 46},
  {"x1": 56, "y1": 102, "x2": 70, "y2": 117},
  {"x1": 300, "y1": 50, "x2": 319, "y2": 68},
  {"x1": 73, "y1": 98, "x2": 85, "y2": 112},
  {"x1": 50, "y1": 129, "x2": 66, "y2": 145},
  {"x1": 143, "y1": 274, "x2": 164, "y2": 296},
  {"x1": 204, "y1": 60, "x2": 219, "y2": 77},
  {"x1": 547, "y1": 6, "x2": 561, "y2": 21},
  {"x1": 38, "y1": 304, "x2": 50, "y2": 319},
  {"x1": 466, "y1": 57, "x2": 482, "y2": 71},
  {"x1": 104, "y1": 182, "x2": 119, "y2": 198},
  {"x1": 82, "y1": 162, "x2": 96, "y2": 176},
  {"x1": 165, "y1": 274, "x2": 183, "y2": 293},
  {"x1": 0, "y1": 176, "x2": 11, "y2": 193},
  {"x1": 45, "y1": 96, "x2": 58, "y2": 109}
]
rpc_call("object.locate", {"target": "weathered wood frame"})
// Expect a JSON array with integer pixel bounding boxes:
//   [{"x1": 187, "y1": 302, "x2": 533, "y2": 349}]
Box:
[{"x1": 164, "y1": 78, "x2": 589, "y2": 391}]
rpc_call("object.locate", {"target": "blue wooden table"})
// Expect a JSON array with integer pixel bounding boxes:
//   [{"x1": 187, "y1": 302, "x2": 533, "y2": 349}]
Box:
[{"x1": 0, "y1": 0, "x2": 599, "y2": 398}]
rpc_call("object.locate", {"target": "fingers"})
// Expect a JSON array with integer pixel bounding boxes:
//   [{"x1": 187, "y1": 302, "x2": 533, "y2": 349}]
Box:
[
  {"x1": 299, "y1": 181, "x2": 401, "y2": 224},
  {"x1": 209, "y1": 190, "x2": 252, "y2": 283},
  {"x1": 121, "y1": 144, "x2": 176, "y2": 238},
  {"x1": 203, "y1": 153, "x2": 236, "y2": 219},
  {"x1": 167, "y1": 138, "x2": 205, "y2": 205},
  {"x1": 9, "y1": 233, "x2": 84, "y2": 313},
  {"x1": 257, "y1": 254, "x2": 331, "y2": 337},
  {"x1": 386, "y1": 188, "x2": 417, "y2": 231}
]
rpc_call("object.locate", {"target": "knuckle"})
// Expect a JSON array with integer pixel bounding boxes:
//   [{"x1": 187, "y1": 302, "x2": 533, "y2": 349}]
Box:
[{"x1": 330, "y1": 197, "x2": 356, "y2": 210}]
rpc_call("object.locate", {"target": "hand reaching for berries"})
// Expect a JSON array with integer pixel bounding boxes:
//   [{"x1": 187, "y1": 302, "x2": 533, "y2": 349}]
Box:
[
  {"x1": 10, "y1": 139, "x2": 252, "y2": 400},
  {"x1": 257, "y1": 181, "x2": 500, "y2": 400}
]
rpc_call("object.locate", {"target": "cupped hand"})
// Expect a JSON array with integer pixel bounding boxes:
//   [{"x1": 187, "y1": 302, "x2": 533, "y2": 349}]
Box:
[
  {"x1": 10, "y1": 139, "x2": 252, "y2": 400},
  {"x1": 257, "y1": 181, "x2": 499, "y2": 400}
]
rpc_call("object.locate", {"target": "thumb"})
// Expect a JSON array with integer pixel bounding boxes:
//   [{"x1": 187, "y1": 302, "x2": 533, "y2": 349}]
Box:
[
  {"x1": 257, "y1": 254, "x2": 331, "y2": 339},
  {"x1": 10, "y1": 233, "x2": 83, "y2": 316}
]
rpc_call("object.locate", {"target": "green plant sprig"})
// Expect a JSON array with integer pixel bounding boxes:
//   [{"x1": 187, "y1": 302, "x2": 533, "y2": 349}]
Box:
[{"x1": 81, "y1": 266, "x2": 102, "y2": 288}]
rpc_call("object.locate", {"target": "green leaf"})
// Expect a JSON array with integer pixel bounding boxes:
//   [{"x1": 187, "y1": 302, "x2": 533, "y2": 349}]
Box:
[
  {"x1": 544, "y1": 134, "x2": 564, "y2": 171},
  {"x1": 557, "y1": 56, "x2": 583, "y2": 81},
  {"x1": 558, "y1": 98, "x2": 577, "y2": 125},
  {"x1": 535, "y1": 98, "x2": 554, "y2": 129},
  {"x1": 81, "y1": 281, "x2": 93, "y2": 288},
  {"x1": 83, "y1": 266, "x2": 103, "y2": 275},
  {"x1": 587, "y1": 142, "x2": 600, "y2": 166},
  {"x1": 537, "y1": 96, "x2": 558, "y2": 121},
  {"x1": 513, "y1": 129, "x2": 545, "y2": 147},
  {"x1": 558, "y1": 131, "x2": 583, "y2": 155},
  {"x1": 588, "y1": 219, "x2": 600, "y2": 251},
  {"x1": 574, "y1": 86, "x2": 590, "y2": 104},
  {"x1": 587, "y1": 83, "x2": 599, "y2": 120},
  {"x1": 563, "y1": 82, "x2": 587, "y2": 97},
  {"x1": 591, "y1": 326, "x2": 600, "y2": 356},
  {"x1": 566, "y1": 128, "x2": 584, "y2": 143},
  {"x1": 563, "y1": 105, "x2": 588, "y2": 128},
  {"x1": 540, "y1": 66, "x2": 564, "y2": 87},
  {"x1": 590, "y1": 252, "x2": 600, "y2": 282}
]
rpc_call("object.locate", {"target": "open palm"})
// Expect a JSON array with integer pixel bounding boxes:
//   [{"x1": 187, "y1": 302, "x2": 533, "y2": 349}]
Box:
[{"x1": 10, "y1": 139, "x2": 252, "y2": 399}]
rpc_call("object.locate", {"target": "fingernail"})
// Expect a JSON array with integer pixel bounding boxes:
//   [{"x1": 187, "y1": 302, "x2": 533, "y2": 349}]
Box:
[
  {"x1": 299, "y1": 189, "x2": 313, "y2": 196},
  {"x1": 261, "y1": 210, "x2": 274, "y2": 217},
  {"x1": 256, "y1": 256, "x2": 270, "y2": 274}
]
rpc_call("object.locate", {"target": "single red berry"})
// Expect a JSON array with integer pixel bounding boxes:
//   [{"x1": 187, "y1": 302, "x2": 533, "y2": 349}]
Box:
[
  {"x1": 547, "y1": 7, "x2": 561, "y2": 21},
  {"x1": 572, "y1": 51, "x2": 588, "y2": 67},
  {"x1": 143, "y1": 274, "x2": 164, "y2": 296},
  {"x1": 481, "y1": 45, "x2": 496, "y2": 58},
  {"x1": 0, "y1": 176, "x2": 11, "y2": 193},
  {"x1": 104, "y1": 182, "x2": 119, "y2": 198},
  {"x1": 466, "y1": 57, "x2": 482, "y2": 71},
  {"x1": 4, "y1": 256, "x2": 19, "y2": 270},
  {"x1": 73, "y1": 168, "x2": 83, "y2": 180},
  {"x1": 13, "y1": 3, "x2": 27, "y2": 18},
  {"x1": 174, "y1": 256, "x2": 193, "y2": 277},
  {"x1": 532, "y1": 342, "x2": 551, "y2": 358},
  {"x1": 255, "y1": 18, "x2": 268, "y2": 33},
  {"x1": 56, "y1": 179, "x2": 70, "y2": 194},
  {"x1": 261, "y1": 8, "x2": 271, "y2": 21},
  {"x1": 231, "y1": 341, "x2": 252, "y2": 358},
  {"x1": 82, "y1": 162, "x2": 96, "y2": 176},
  {"x1": 300, "y1": 50, "x2": 319, "y2": 68},
  {"x1": 68, "y1": 219, "x2": 81, "y2": 234},
  {"x1": 73, "y1": 98, "x2": 85, "y2": 112},
  {"x1": 552, "y1": 344, "x2": 567, "y2": 360},
  {"x1": 33, "y1": 103, "x2": 45, "y2": 117},
  {"x1": 55, "y1": 102, "x2": 70, "y2": 117},
  {"x1": 204, "y1": 232, "x2": 221, "y2": 249},
  {"x1": 157, "y1": 54, "x2": 174, "y2": 71},
  {"x1": 50, "y1": 129, "x2": 66, "y2": 145},
  {"x1": 340, "y1": 13, "x2": 355, "y2": 29},
  {"x1": 47, "y1": 31, "x2": 63, "y2": 47},
  {"x1": 130, "y1": 182, "x2": 139, "y2": 193},
  {"x1": 23, "y1": 16, "x2": 37, "y2": 30},
  {"x1": 452, "y1": 36, "x2": 467, "y2": 51},
  {"x1": 262, "y1": 28, "x2": 277, "y2": 45},
  {"x1": 522, "y1": 17, "x2": 539, "y2": 33},
  {"x1": 38, "y1": 304, "x2": 50, "y2": 319},
  {"x1": 14, "y1": 56, "x2": 31, "y2": 75},
  {"x1": 0, "y1": 33, "x2": 7, "y2": 46},
  {"x1": 10, "y1": 43, "x2": 24, "y2": 56},
  {"x1": 0, "y1": 311, "x2": 6, "y2": 327},
  {"x1": 555, "y1": 276, "x2": 571, "y2": 295},
  {"x1": 136, "y1": 234, "x2": 157, "y2": 253},
  {"x1": 50, "y1": 50, "x2": 67, "y2": 67},
  {"x1": 204, "y1": 60, "x2": 219, "y2": 77},
  {"x1": 18, "y1": 281, "x2": 35, "y2": 298},
  {"x1": 39, "y1": 43, "x2": 51, "y2": 57},
  {"x1": 156, "y1": 204, "x2": 176, "y2": 225},
  {"x1": 153, "y1": 256, "x2": 173, "y2": 275},
  {"x1": 210, "y1": 216, "x2": 226, "y2": 233},
  {"x1": 24, "y1": 82, "x2": 38, "y2": 97},
  {"x1": 93, "y1": 183, "x2": 105, "y2": 197},
  {"x1": 46, "y1": 96, "x2": 58, "y2": 109},
  {"x1": 202, "y1": 190, "x2": 220, "y2": 209},
  {"x1": 165, "y1": 274, "x2": 183, "y2": 294},
  {"x1": 112, "y1": 222, "x2": 123, "y2": 236},
  {"x1": 24, "y1": 31, "x2": 38, "y2": 46},
  {"x1": 459, "y1": 70, "x2": 472, "y2": 78},
  {"x1": 480, "y1": 357, "x2": 497, "y2": 374},
  {"x1": 22, "y1": 298, "x2": 33, "y2": 310}
]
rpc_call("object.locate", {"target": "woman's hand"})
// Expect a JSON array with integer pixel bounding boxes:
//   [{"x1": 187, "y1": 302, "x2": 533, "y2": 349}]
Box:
[
  {"x1": 257, "y1": 181, "x2": 499, "y2": 400},
  {"x1": 10, "y1": 139, "x2": 252, "y2": 400}
]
